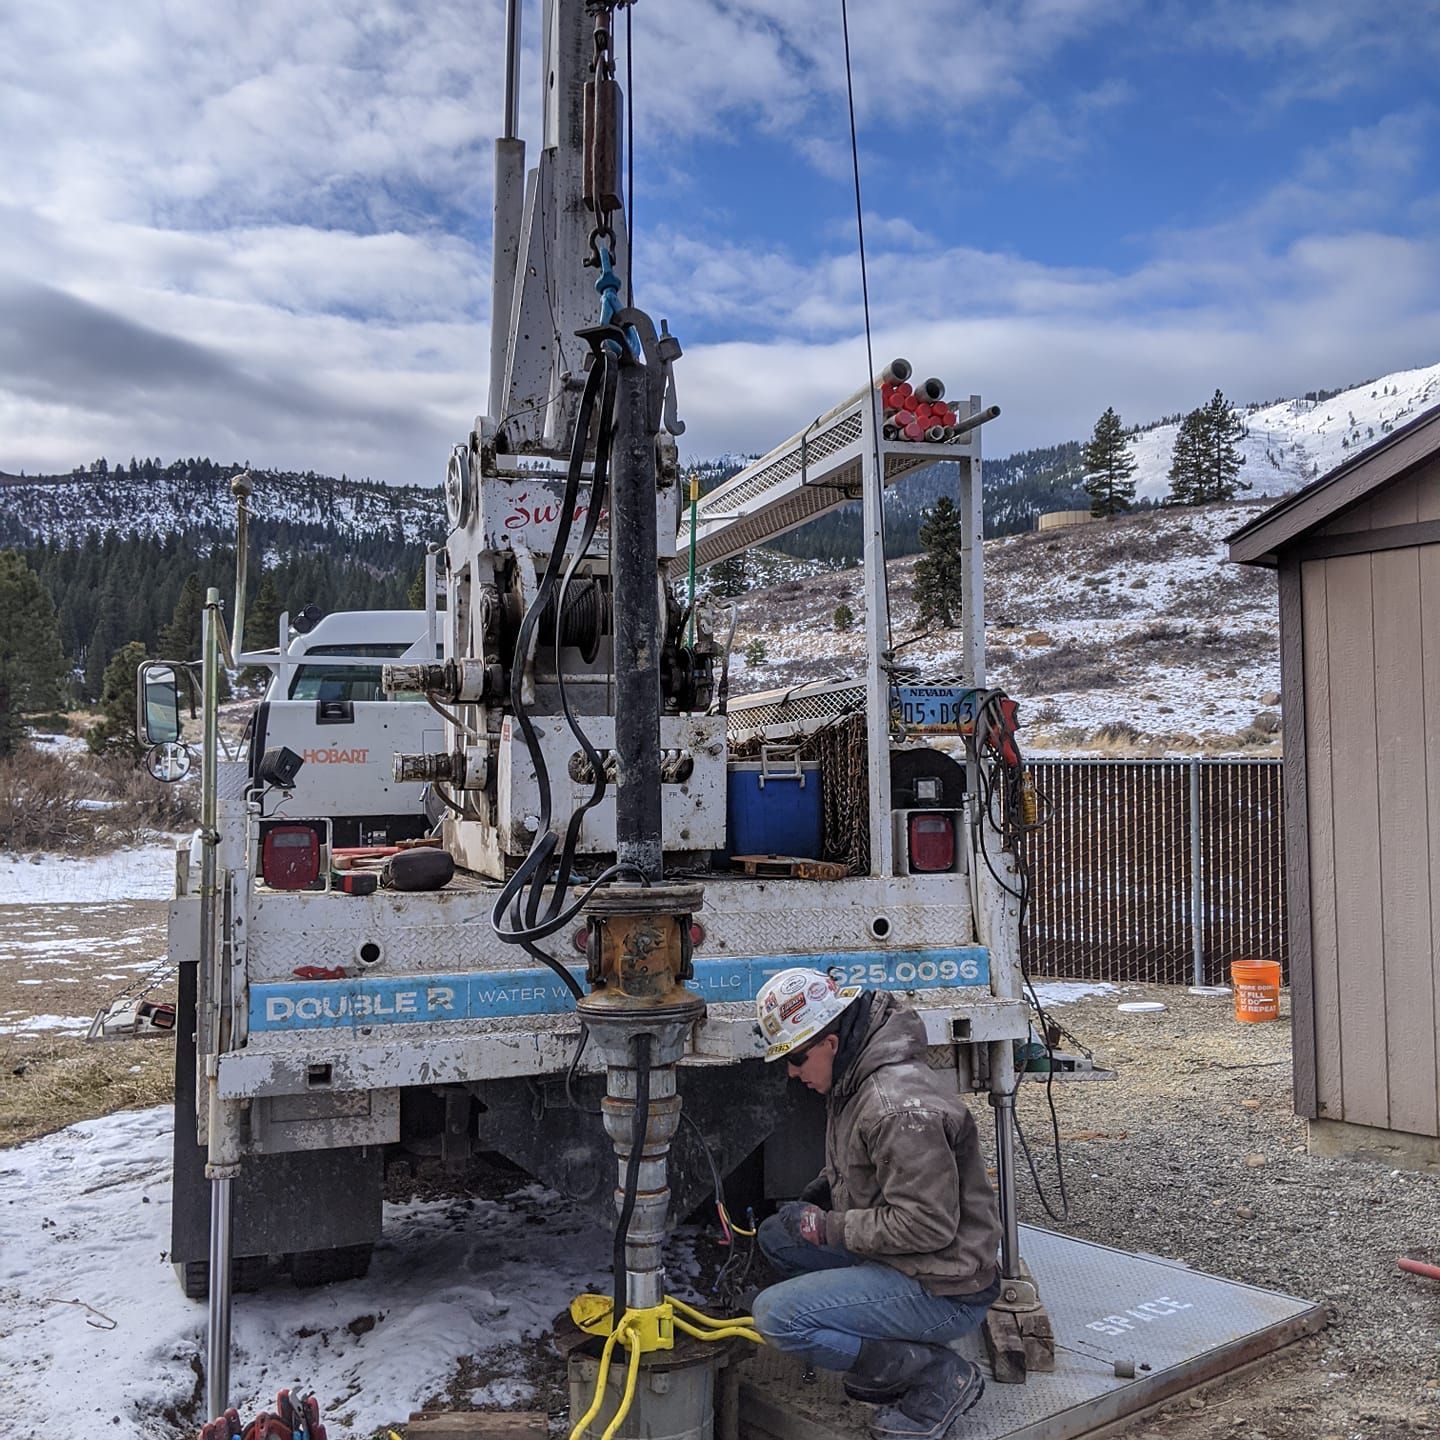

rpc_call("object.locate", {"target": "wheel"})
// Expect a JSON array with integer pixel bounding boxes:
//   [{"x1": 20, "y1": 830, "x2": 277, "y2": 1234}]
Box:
[{"x1": 289, "y1": 1243, "x2": 374, "y2": 1288}]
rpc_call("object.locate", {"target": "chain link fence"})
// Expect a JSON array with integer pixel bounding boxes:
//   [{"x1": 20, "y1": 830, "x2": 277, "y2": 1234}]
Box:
[{"x1": 1020, "y1": 759, "x2": 1287, "y2": 986}]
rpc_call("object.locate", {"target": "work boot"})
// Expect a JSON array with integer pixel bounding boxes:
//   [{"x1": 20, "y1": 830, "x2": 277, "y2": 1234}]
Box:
[
  {"x1": 868, "y1": 1350, "x2": 985, "y2": 1440},
  {"x1": 843, "y1": 1336, "x2": 947, "y2": 1405}
]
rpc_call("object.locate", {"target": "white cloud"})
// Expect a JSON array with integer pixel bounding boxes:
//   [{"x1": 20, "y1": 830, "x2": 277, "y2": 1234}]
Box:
[{"x1": 0, "y1": 0, "x2": 1435, "y2": 490}]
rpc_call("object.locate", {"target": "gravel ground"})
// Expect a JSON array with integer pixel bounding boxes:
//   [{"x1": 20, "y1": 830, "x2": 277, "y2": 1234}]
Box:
[{"x1": 1005, "y1": 985, "x2": 1440, "y2": 1439}]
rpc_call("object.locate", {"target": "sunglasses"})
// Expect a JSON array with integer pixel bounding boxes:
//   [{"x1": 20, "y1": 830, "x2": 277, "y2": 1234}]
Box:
[{"x1": 786, "y1": 1039, "x2": 824, "y2": 1070}]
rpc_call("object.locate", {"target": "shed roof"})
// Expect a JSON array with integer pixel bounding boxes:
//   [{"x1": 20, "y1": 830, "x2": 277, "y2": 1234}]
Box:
[{"x1": 1228, "y1": 401, "x2": 1440, "y2": 567}]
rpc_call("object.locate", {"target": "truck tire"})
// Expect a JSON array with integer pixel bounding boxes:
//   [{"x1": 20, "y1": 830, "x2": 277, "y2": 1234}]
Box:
[{"x1": 288, "y1": 1243, "x2": 374, "y2": 1288}]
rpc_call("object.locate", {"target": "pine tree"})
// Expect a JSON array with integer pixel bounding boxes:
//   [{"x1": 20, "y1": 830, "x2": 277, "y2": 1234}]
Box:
[
  {"x1": 156, "y1": 573, "x2": 229, "y2": 699},
  {"x1": 1080, "y1": 407, "x2": 1137, "y2": 517},
  {"x1": 833, "y1": 602, "x2": 854, "y2": 632},
  {"x1": 0, "y1": 551, "x2": 67, "y2": 757},
  {"x1": 912, "y1": 496, "x2": 965, "y2": 628},
  {"x1": 711, "y1": 553, "x2": 748, "y2": 598},
  {"x1": 246, "y1": 572, "x2": 283, "y2": 652},
  {"x1": 157, "y1": 573, "x2": 205, "y2": 662},
  {"x1": 1167, "y1": 409, "x2": 1206, "y2": 505},
  {"x1": 1199, "y1": 389, "x2": 1249, "y2": 501},
  {"x1": 87, "y1": 640, "x2": 149, "y2": 758}
]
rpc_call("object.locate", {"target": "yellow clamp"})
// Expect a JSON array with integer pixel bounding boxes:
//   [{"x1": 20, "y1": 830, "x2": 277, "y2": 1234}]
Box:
[
  {"x1": 570, "y1": 1294, "x2": 674, "y2": 1353},
  {"x1": 567, "y1": 1292, "x2": 765, "y2": 1440}
]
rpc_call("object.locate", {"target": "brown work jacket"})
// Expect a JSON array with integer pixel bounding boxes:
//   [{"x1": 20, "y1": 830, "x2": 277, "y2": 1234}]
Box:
[{"x1": 821, "y1": 992, "x2": 1001, "y2": 1296}]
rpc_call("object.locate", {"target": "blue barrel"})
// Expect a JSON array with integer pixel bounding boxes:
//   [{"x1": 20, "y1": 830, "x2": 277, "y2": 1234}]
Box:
[{"x1": 726, "y1": 759, "x2": 823, "y2": 859}]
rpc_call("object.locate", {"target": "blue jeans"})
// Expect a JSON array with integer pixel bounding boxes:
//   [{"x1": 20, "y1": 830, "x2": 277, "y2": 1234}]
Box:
[{"x1": 750, "y1": 1213, "x2": 996, "y2": 1372}]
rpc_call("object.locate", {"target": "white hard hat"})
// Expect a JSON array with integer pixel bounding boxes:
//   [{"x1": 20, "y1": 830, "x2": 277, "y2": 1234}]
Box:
[{"x1": 756, "y1": 967, "x2": 861, "y2": 1062}]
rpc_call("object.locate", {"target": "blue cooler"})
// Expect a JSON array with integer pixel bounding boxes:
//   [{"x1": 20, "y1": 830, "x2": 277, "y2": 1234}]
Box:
[{"x1": 726, "y1": 749, "x2": 823, "y2": 859}]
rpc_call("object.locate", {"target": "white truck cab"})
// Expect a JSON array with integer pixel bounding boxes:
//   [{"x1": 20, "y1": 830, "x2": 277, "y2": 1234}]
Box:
[{"x1": 244, "y1": 609, "x2": 443, "y2": 849}]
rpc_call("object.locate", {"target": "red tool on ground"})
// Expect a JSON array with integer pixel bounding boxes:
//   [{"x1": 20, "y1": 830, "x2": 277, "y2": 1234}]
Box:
[{"x1": 198, "y1": 1389, "x2": 326, "y2": 1440}]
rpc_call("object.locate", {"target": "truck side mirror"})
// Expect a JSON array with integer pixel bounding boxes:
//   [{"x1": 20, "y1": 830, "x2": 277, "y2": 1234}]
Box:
[{"x1": 137, "y1": 663, "x2": 183, "y2": 745}]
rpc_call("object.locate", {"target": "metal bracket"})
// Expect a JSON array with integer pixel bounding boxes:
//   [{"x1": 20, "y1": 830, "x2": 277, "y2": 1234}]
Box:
[
  {"x1": 658, "y1": 319, "x2": 685, "y2": 436},
  {"x1": 994, "y1": 1277, "x2": 1041, "y2": 1311}
]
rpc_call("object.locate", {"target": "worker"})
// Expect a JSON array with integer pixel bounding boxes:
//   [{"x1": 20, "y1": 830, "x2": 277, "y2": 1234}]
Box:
[{"x1": 750, "y1": 968, "x2": 1001, "y2": 1440}]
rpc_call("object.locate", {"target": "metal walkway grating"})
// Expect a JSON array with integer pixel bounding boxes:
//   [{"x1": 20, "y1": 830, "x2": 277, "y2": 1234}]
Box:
[{"x1": 738, "y1": 1225, "x2": 1325, "y2": 1439}]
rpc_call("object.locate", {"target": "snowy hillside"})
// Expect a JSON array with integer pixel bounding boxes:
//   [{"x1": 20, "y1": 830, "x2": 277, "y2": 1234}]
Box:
[
  {"x1": 1128, "y1": 361, "x2": 1440, "y2": 501},
  {"x1": 728, "y1": 499, "x2": 1283, "y2": 755},
  {"x1": 0, "y1": 464, "x2": 442, "y2": 547}
]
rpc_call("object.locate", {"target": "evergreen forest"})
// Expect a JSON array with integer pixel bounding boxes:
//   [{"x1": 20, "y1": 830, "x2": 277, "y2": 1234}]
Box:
[{"x1": 3, "y1": 438, "x2": 1131, "y2": 708}]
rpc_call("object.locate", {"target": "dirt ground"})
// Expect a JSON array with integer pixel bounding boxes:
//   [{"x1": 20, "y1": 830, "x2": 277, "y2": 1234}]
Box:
[
  {"x1": 0, "y1": 899, "x2": 174, "y2": 1145},
  {"x1": 2, "y1": 907, "x2": 1437, "y2": 1438}
]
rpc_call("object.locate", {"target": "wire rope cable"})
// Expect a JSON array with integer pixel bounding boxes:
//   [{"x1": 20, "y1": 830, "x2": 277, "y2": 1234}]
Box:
[{"x1": 838, "y1": 0, "x2": 894, "y2": 653}]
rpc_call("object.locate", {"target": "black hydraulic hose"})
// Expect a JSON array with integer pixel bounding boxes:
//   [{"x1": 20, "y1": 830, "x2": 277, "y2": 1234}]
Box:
[
  {"x1": 491, "y1": 356, "x2": 608, "y2": 946},
  {"x1": 542, "y1": 361, "x2": 622, "y2": 924},
  {"x1": 613, "y1": 1032, "x2": 652, "y2": 1325}
]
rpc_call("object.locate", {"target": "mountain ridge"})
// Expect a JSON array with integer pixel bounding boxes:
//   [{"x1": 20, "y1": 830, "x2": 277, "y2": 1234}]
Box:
[{"x1": 2, "y1": 358, "x2": 1435, "y2": 558}]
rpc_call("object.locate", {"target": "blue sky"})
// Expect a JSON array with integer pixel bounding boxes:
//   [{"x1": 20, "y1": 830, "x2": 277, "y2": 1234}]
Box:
[{"x1": 1, "y1": 1, "x2": 1437, "y2": 485}]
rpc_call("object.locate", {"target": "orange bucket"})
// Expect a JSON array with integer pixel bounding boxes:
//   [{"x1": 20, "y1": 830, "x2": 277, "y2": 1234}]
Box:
[{"x1": 1231, "y1": 958, "x2": 1282, "y2": 1023}]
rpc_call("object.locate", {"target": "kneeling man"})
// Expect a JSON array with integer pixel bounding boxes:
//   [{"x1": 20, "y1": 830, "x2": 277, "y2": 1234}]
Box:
[{"x1": 751, "y1": 969, "x2": 1000, "y2": 1440}]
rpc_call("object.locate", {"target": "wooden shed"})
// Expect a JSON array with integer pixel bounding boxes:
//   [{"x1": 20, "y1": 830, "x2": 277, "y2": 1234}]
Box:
[{"x1": 1229, "y1": 403, "x2": 1440, "y2": 1170}]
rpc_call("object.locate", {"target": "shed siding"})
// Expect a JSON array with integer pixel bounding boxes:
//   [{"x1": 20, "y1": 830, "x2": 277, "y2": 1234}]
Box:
[
  {"x1": 1300, "y1": 514, "x2": 1440, "y2": 1135},
  {"x1": 1300, "y1": 562, "x2": 1343, "y2": 1118},
  {"x1": 1315, "y1": 459, "x2": 1440, "y2": 539}
]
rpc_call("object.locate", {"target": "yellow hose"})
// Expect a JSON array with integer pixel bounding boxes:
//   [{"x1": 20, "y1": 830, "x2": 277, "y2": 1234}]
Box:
[
  {"x1": 568, "y1": 1321, "x2": 627, "y2": 1440},
  {"x1": 673, "y1": 1316, "x2": 765, "y2": 1345},
  {"x1": 667, "y1": 1294, "x2": 755, "y2": 1330},
  {"x1": 598, "y1": 1327, "x2": 644, "y2": 1440}
]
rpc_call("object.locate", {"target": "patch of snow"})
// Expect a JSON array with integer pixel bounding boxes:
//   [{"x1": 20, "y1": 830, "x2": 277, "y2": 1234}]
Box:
[
  {"x1": 0, "y1": 843, "x2": 182, "y2": 905},
  {"x1": 0, "y1": 1107, "x2": 649, "y2": 1439},
  {"x1": 1029, "y1": 981, "x2": 1115, "y2": 1005},
  {"x1": 0, "y1": 1012, "x2": 91, "y2": 1036},
  {"x1": 30, "y1": 732, "x2": 89, "y2": 756}
]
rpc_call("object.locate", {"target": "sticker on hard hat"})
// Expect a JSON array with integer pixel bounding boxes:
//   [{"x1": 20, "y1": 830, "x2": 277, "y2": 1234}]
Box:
[
  {"x1": 808, "y1": 980, "x2": 829, "y2": 999},
  {"x1": 779, "y1": 992, "x2": 807, "y2": 1022}
]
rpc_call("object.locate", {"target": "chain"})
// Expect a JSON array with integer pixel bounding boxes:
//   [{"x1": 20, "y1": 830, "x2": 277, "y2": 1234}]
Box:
[{"x1": 815, "y1": 714, "x2": 869, "y2": 874}]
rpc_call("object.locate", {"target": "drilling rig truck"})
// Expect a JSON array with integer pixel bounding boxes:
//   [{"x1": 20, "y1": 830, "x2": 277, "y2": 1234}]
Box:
[{"x1": 129, "y1": 3, "x2": 1324, "y2": 1435}]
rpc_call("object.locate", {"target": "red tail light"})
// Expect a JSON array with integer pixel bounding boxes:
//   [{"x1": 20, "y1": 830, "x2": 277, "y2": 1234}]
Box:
[
  {"x1": 908, "y1": 814, "x2": 955, "y2": 873},
  {"x1": 262, "y1": 825, "x2": 322, "y2": 890}
]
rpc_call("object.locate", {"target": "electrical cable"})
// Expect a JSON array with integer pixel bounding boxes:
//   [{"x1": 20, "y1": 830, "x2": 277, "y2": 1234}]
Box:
[
  {"x1": 566, "y1": 1022, "x2": 601, "y2": 1114},
  {"x1": 613, "y1": 1032, "x2": 652, "y2": 1324},
  {"x1": 960, "y1": 689, "x2": 1073, "y2": 1219}
]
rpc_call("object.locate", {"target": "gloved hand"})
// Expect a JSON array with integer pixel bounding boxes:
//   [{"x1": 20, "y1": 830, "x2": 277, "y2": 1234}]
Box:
[
  {"x1": 799, "y1": 1174, "x2": 832, "y2": 1208},
  {"x1": 199, "y1": 1411, "x2": 242, "y2": 1440},
  {"x1": 777, "y1": 1200, "x2": 827, "y2": 1246}
]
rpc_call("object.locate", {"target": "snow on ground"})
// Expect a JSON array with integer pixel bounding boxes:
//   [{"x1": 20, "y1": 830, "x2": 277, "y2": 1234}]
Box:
[
  {"x1": 0, "y1": 840, "x2": 184, "y2": 905},
  {"x1": 1028, "y1": 981, "x2": 1115, "y2": 1006},
  {"x1": 0, "y1": 1012, "x2": 91, "y2": 1036},
  {"x1": 0, "y1": 1107, "x2": 624, "y2": 1440},
  {"x1": 731, "y1": 500, "x2": 1282, "y2": 751}
]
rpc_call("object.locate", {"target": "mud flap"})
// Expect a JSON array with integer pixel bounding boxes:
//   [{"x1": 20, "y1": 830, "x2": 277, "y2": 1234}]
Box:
[{"x1": 170, "y1": 962, "x2": 383, "y2": 1272}]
